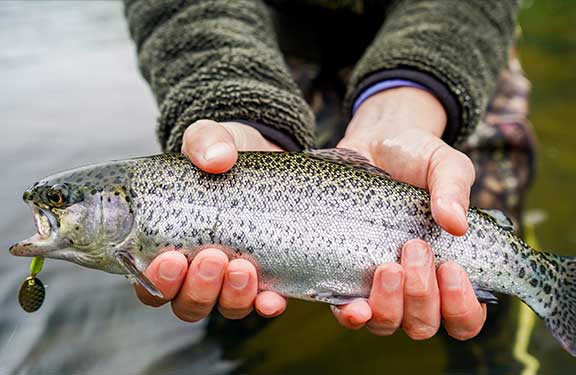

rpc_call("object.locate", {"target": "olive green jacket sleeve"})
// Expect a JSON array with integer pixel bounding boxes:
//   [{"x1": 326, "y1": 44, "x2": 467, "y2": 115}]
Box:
[
  {"x1": 123, "y1": 0, "x2": 315, "y2": 152},
  {"x1": 346, "y1": 0, "x2": 520, "y2": 144}
]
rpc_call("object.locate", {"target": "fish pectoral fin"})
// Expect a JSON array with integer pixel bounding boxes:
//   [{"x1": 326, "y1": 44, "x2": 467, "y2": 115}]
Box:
[
  {"x1": 304, "y1": 148, "x2": 391, "y2": 178},
  {"x1": 309, "y1": 291, "x2": 365, "y2": 306},
  {"x1": 471, "y1": 285, "x2": 499, "y2": 304},
  {"x1": 114, "y1": 250, "x2": 164, "y2": 299}
]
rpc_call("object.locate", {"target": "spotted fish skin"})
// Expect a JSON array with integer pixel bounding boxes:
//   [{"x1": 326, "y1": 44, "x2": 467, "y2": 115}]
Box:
[{"x1": 10, "y1": 152, "x2": 576, "y2": 355}]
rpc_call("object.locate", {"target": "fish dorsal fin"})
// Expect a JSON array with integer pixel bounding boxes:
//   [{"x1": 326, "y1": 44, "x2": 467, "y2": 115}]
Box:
[
  {"x1": 305, "y1": 148, "x2": 391, "y2": 178},
  {"x1": 480, "y1": 208, "x2": 515, "y2": 231}
]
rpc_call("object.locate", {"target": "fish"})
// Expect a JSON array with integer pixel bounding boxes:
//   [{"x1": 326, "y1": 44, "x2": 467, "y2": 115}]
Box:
[{"x1": 8, "y1": 150, "x2": 576, "y2": 356}]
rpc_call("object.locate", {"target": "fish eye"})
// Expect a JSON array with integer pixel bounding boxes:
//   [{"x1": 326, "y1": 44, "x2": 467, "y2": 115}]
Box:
[
  {"x1": 46, "y1": 185, "x2": 68, "y2": 208},
  {"x1": 47, "y1": 190, "x2": 63, "y2": 207}
]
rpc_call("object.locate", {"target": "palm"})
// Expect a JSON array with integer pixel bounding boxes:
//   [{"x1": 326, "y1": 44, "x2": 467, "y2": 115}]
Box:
[{"x1": 338, "y1": 128, "x2": 475, "y2": 236}]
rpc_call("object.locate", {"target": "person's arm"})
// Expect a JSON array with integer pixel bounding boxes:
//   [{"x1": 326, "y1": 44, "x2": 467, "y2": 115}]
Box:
[
  {"x1": 345, "y1": 0, "x2": 519, "y2": 144},
  {"x1": 123, "y1": 0, "x2": 315, "y2": 152}
]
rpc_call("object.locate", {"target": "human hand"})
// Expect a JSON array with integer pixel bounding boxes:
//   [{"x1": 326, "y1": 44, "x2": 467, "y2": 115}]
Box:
[
  {"x1": 338, "y1": 87, "x2": 475, "y2": 236},
  {"x1": 332, "y1": 240, "x2": 486, "y2": 340},
  {"x1": 335, "y1": 88, "x2": 485, "y2": 340},
  {"x1": 134, "y1": 120, "x2": 287, "y2": 321}
]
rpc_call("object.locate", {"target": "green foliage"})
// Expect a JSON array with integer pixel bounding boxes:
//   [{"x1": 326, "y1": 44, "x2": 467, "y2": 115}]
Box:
[{"x1": 519, "y1": 0, "x2": 576, "y2": 255}]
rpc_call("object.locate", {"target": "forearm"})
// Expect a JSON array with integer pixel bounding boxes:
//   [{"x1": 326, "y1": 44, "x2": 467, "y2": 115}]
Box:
[
  {"x1": 124, "y1": 0, "x2": 315, "y2": 152},
  {"x1": 346, "y1": 0, "x2": 520, "y2": 144}
]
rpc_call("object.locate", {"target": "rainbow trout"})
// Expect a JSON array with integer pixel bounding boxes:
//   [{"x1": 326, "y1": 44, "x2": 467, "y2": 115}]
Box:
[{"x1": 9, "y1": 150, "x2": 576, "y2": 355}]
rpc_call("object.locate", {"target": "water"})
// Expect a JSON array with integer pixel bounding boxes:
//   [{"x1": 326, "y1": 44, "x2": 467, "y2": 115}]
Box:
[{"x1": 0, "y1": 1, "x2": 574, "y2": 374}]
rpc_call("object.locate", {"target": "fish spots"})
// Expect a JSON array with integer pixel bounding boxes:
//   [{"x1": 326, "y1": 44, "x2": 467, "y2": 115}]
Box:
[
  {"x1": 530, "y1": 278, "x2": 539, "y2": 287},
  {"x1": 544, "y1": 284, "x2": 552, "y2": 294},
  {"x1": 518, "y1": 268, "x2": 526, "y2": 278}
]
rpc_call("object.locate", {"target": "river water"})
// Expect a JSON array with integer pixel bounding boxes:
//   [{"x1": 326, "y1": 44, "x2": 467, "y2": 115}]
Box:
[{"x1": 0, "y1": 1, "x2": 574, "y2": 374}]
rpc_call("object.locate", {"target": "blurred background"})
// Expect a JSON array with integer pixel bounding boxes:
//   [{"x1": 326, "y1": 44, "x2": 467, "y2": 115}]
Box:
[{"x1": 0, "y1": 1, "x2": 574, "y2": 374}]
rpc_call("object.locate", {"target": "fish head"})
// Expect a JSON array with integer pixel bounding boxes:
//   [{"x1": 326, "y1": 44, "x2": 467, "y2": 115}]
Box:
[{"x1": 9, "y1": 164, "x2": 135, "y2": 271}]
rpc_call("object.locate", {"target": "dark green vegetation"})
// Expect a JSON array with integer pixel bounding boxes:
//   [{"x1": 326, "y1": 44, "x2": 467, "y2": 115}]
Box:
[{"x1": 520, "y1": 0, "x2": 576, "y2": 256}]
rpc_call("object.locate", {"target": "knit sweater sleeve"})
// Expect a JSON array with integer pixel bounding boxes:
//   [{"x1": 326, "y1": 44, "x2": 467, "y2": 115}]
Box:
[
  {"x1": 346, "y1": 0, "x2": 520, "y2": 144},
  {"x1": 123, "y1": 0, "x2": 315, "y2": 152}
]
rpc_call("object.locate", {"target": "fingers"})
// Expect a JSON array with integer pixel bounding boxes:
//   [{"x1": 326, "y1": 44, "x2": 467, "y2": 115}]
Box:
[
  {"x1": 255, "y1": 291, "x2": 287, "y2": 317},
  {"x1": 427, "y1": 144, "x2": 475, "y2": 236},
  {"x1": 437, "y1": 262, "x2": 487, "y2": 340},
  {"x1": 332, "y1": 241, "x2": 486, "y2": 342},
  {"x1": 181, "y1": 120, "x2": 283, "y2": 174},
  {"x1": 139, "y1": 247, "x2": 278, "y2": 322},
  {"x1": 135, "y1": 251, "x2": 188, "y2": 307},
  {"x1": 170, "y1": 251, "x2": 259, "y2": 322},
  {"x1": 366, "y1": 263, "x2": 405, "y2": 336},
  {"x1": 331, "y1": 299, "x2": 372, "y2": 330},
  {"x1": 217, "y1": 258, "x2": 258, "y2": 319},
  {"x1": 170, "y1": 248, "x2": 228, "y2": 322},
  {"x1": 401, "y1": 240, "x2": 441, "y2": 340},
  {"x1": 182, "y1": 120, "x2": 238, "y2": 174}
]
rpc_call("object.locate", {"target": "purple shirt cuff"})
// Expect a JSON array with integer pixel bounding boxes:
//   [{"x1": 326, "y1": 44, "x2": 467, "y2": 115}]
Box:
[{"x1": 352, "y1": 79, "x2": 430, "y2": 114}]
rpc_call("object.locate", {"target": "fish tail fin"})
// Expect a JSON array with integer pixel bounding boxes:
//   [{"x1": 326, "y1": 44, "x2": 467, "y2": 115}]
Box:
[{"x1": 541, "y1": 253, "x2": 576, "y2": 356}]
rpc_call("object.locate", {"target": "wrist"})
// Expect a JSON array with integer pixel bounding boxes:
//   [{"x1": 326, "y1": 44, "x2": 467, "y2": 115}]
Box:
[{"x1": 347, "y1": 87, "x2": 447, "y2": 142}]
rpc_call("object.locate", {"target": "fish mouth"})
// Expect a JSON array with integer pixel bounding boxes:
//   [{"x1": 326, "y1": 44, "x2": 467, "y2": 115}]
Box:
[{"x1": 9, "y1": 205, "x2": 66, "y2": 257}]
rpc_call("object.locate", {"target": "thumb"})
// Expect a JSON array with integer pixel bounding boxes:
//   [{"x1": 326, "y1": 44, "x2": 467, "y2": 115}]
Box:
[
  {"x1": 427, "y1": 144, "x2": 476, "y2": 236},
  {"x1": 182, "y1": 120, "x2": 238, "y2": 174}
]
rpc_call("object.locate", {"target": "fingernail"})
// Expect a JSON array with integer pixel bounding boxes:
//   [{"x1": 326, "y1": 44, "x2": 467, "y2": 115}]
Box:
[
  {"x1": 203, "y1": 142, "x2": 233, "y2": 162},
  {"x1": 452, "y1": 201, "x2": 468, "y2": 225},
  {"x1": 380, "y1": 269, "x2": 402, "y2": 292},
  {"x1": 158, "y1": 260, "x2": 182, "y2": 281},
  {"x1": 198, "y1": 259, "x2": 223, "y2": 280},
  {"x1": 259, "y1": 298, "x2": 279, "y2": 316},
  {"x1": 442, "y1": 268, "x2": 463, "y2": 291},
  {"x1": 437, "y1": 198, "x2": 467, "y2": 226},
  {"x1": 228, "y1": 271, "x2": 249, "y2": 289},
  {"x1": 347, "y1": 301, "x2": 372, "y2": 325},
  {"x1": 405, "y1": 242, "x2": 429, "y2": 267}
]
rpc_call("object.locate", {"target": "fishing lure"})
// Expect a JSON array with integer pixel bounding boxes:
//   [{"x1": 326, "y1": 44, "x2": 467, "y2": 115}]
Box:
[{"x1": 18, "y1": 256, "x2": 45, "y2": 313}]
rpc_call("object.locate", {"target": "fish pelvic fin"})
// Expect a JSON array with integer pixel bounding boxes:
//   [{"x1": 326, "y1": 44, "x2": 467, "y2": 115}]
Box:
[
  {"x1": 471, "y1": 285, "x2": 499, "y2": 305},
  {"x1": 542, "y1": 254, "x2": 576, "y2": 356}
]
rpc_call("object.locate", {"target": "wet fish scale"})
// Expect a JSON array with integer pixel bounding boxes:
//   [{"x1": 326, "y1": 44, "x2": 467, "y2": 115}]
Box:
[
  {"x1": 128, "y1": 154, "x2": 414, "y2": 297},
  {"x1": 124, "y1": 154, "x2": 538, "y2": 306}
]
